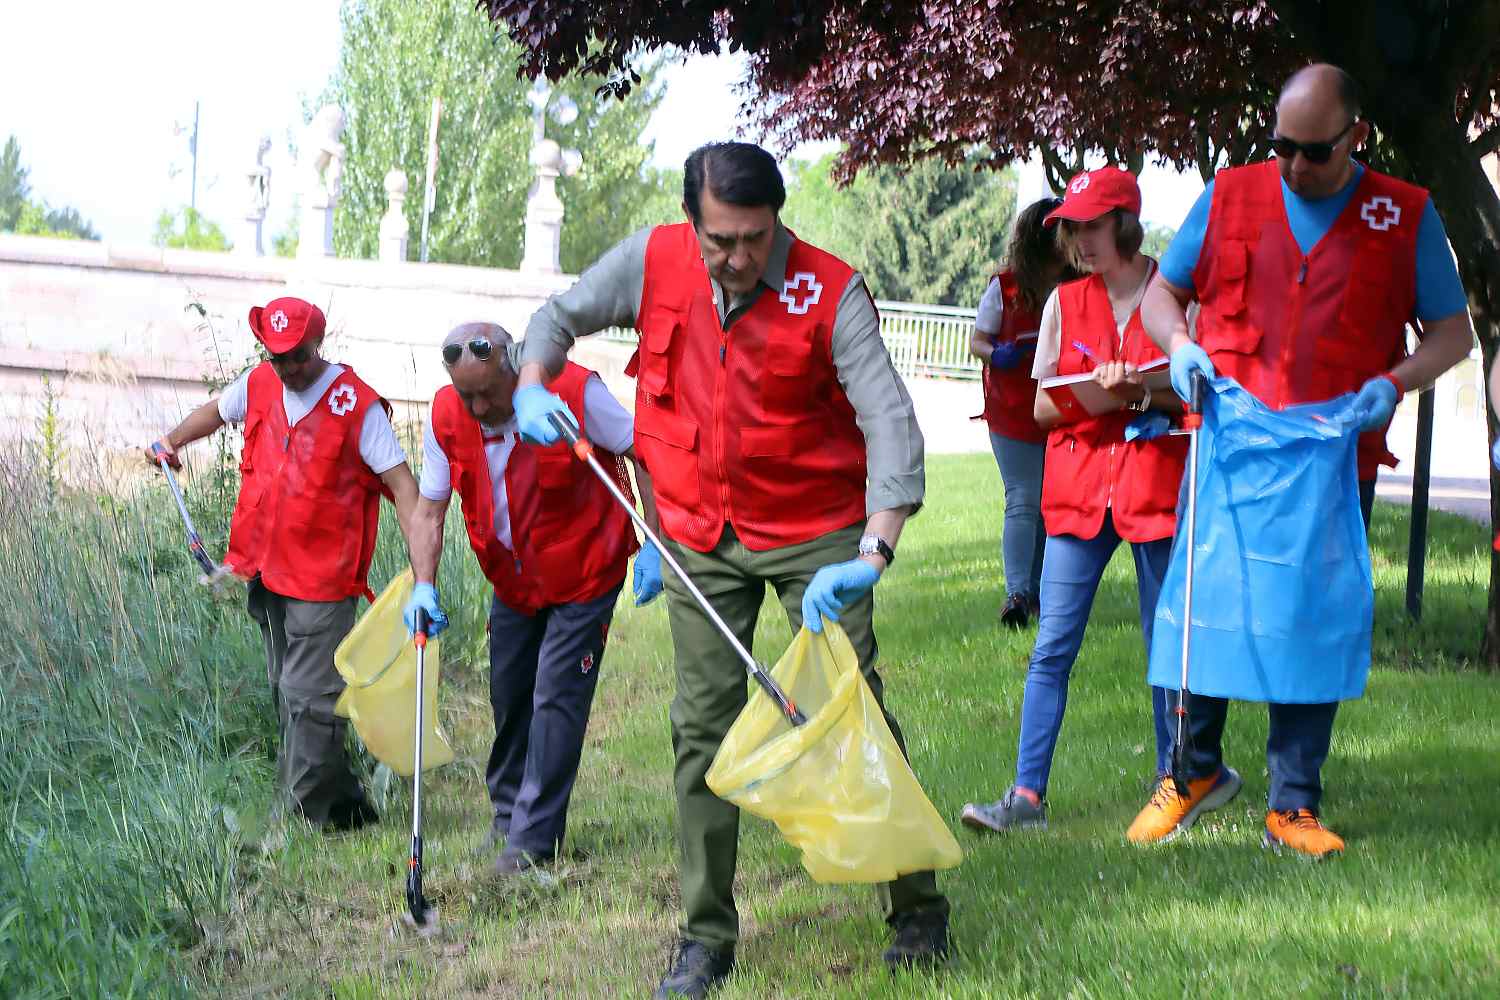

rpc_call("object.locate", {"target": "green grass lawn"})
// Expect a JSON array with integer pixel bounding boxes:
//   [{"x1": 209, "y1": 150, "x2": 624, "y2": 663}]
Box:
[{"x1": 208, "y1": 453, "x2": 1500, "y2": 998}]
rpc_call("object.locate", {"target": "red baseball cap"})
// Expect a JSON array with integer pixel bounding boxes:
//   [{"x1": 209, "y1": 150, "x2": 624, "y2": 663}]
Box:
[
  {"x1": 248, "y1": 297, "x2": 325, "y2": 354},
  {"x1": 1044, "y1": 167, "x2": 1142, "y2": 226}
]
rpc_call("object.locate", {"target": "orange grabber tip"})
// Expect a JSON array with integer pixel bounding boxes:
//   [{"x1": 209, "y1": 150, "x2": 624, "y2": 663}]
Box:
[{"x1": 414, "y1": 633, "x2": 428, "y2": 649}]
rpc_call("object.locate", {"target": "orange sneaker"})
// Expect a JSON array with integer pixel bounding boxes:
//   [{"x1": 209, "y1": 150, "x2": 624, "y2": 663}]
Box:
[
  {"x1": 1263, "y1": 809, "x2": 1345, "y2": 860},
  {"x1": 1126, "y1": 767, "x2": 1242, "y2": 844}
]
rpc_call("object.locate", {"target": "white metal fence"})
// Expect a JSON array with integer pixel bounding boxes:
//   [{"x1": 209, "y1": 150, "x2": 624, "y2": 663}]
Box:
[{"x1": 599, "y1": 299, "x2": 982, "y2": 381}]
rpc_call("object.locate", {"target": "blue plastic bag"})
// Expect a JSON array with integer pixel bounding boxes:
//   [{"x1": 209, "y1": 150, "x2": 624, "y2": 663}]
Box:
[{"x1": 1147, "y1": 378, "x2": 1373, "y2": 704}]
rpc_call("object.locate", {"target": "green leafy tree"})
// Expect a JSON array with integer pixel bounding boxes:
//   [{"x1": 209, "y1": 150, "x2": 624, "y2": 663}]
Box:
[
  {"x1": 153, "y1": 207, "x2": 231, "y2": 251},
  {"x1": 322, "y1": 0, "x2": 671, "y2": 272},
  {"x1": 1, "y1": 135, "x2": 99, "y2": 238},
  {"x1": 1141, "y1": 222, "x2": 1177, "y2": 262},
  {"x1": 1, "y1": 135, "x2": 27, "y2": 231},
  {"x1": 783, "y1": 151, "x2": 1016, "y2": 306}
]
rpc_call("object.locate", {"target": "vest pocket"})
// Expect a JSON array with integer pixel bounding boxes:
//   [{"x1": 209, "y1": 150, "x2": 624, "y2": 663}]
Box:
[
  {"x1": 638, "y1": 308, "x2": 683, "y2": 400},
  {"x1": 762, "y1": 327, "x2": 819, "y2": 411},
  {"x1": 636, "y1": 410, "x2": 700, "y2": 507},
  {"x1": 1211, "y1": 239, "x2": 1251, "y2": 318},
  {"x1": 305, "y1": 430, "x2": 347, "y2": 492}
]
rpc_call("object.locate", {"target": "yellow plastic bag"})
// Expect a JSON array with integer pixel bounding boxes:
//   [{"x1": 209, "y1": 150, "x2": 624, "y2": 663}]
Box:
[
  {"x1": 333, "y1": 569, "x2": 454, "y2": 776},
  {"x1": 706, "y1": 622, "x2": 962, "y2": 884}
]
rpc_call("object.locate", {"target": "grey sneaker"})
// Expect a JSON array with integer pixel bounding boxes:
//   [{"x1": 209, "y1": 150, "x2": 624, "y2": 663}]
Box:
[{"x1": 960, "y1": 787, "x2": 1047, "y2": 833}]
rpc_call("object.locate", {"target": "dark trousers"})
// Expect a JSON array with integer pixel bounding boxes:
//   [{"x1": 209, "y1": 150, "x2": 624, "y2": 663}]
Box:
[
  {"x1": 486, "y1": 584, "x2": 621, "y2": 860},
  {"x1": 1168, "y1": 479, "x2": 1374, "y2": 813}
]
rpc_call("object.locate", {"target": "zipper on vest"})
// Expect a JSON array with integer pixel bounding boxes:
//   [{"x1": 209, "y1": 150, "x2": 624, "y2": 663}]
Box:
[
  {"x1": 1297, "y1": 258, "x2": 1308, "y2": 284},
  {"x1": 719, "y1": 344, "x2": 726, "y2": 365}
]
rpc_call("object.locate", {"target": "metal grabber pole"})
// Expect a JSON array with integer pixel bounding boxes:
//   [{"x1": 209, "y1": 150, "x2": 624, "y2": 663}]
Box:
[
  {"x1": 546, "y1": 412, "x2": 808, "y2": 726},
  {"x1": 1170, "y1": 371, "x2": 1208, "y2": 797}
]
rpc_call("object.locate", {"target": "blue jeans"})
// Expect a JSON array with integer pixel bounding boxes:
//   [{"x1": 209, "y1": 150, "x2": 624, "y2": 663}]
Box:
[
  {"x1": 1015, "y1": 510, "x2": 1173, "y2": 796},
  {"x1": 988, "y1": 432, "x2": 1046, "y2": 598}
]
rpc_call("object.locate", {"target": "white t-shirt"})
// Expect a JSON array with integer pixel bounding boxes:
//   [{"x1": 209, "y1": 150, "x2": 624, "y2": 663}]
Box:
[
  {"x1": 1031, "y1": 261, "x2": 1158, "y2": 380},
  {"x1": 218, "y1": 363, "x2": 407, "y2": 475},
  {"x1": 975, "y1": 276, "x2": 1004, "y2": 336},
  {"x1": 419, "y1": 376, "x2": 634, "y2": 549}
]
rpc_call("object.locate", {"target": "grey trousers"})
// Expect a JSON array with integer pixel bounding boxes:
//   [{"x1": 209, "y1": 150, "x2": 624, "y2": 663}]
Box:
[{"x1": 247, "y1": 579, "x2": 367, "y2": 826}]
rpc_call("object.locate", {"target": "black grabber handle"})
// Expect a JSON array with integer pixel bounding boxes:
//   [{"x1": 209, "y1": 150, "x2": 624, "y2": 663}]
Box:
[{"x1": 545, "y1": 411, "x2": 808, "y2": 727}]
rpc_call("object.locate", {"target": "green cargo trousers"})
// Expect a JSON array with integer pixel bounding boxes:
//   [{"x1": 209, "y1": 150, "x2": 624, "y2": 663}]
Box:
[
  {"x1": 662, "y1": 522, "x2": 949, "y2": 953},
  {"x1": 247, "y1": 580, "x2": 369, "y2": 827}
]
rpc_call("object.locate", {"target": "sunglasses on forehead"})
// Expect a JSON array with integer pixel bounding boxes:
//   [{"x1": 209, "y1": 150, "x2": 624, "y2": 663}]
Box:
[
  {"x1": 441, "y1": 338, "x2": 493, "y2": 366},
  {"x1": 1269, "y1": 120, "x2": 1357, "y2": 164}
]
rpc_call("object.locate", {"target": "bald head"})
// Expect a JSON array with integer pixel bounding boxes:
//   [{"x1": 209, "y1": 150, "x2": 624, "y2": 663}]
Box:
[
  {"x1": 443, "y1": 322, "x2": 513, "y2": 369},
  {"x1": 1279, "y1": 63, "x2": 1361, "y2": 122},
  {"x1": 444, "y1": 322, "x2": 517, "y2": 424},
  {"x1": 1274, "y1": 63, "x2": 1368, "y2": 198}
]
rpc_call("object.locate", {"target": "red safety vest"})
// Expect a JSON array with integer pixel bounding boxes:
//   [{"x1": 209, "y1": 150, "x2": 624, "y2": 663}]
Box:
[
  {"x1": 1192, "y1": 160, "x2": 1425, "y2": 480},
  {"x1": 1040, "y1": 274, "x2": 1188, "y2": 543},
  {"x1": 628, "y1": 223, "x2": 869, "y2": 553},
  {"x1": 225, "y1": 363, "x2": 389, "y2": 602},
  {"x1": 978, "y1": 271, "x2": 1048, "y2": 443},
  {"x1": 431, "y1": 363, "x2": 637, "y2": 615}
]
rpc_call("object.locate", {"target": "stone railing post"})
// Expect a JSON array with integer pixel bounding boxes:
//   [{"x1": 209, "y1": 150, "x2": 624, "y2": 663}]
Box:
[{"x1": 379, "y1": 169, "x2": 409, "y2": 263}]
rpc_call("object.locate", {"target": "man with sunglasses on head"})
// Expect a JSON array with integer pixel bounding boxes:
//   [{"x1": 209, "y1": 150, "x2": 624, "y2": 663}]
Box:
[
  {"x1": 401, "y1": 323, "x2": 660, "y2": 876},
  {"x1": 1136, "y1": 63, "x2": 1474, "y2": 858},
  {"x1": 145, "y1": 296, "x2": 423, "y2": 831},
  {"x1": 506, "y1": 141, "x2": 949, "y2": 998}
]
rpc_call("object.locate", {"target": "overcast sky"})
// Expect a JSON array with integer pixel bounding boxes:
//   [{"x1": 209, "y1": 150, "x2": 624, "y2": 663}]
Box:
[{"x1": 2, "y1": 2, "x2": 1202, "y2": 248}]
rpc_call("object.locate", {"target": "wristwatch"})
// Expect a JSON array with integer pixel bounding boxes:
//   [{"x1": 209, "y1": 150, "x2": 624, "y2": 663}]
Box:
[{"x1": 858, "y1": 534, "x2": 895, "y2": 566}]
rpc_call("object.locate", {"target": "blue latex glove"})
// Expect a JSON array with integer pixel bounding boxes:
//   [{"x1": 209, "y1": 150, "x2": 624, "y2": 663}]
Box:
[
  {"x1": 1124, "y1": 411, "x2": 1172, "y2": 443},
  {"x1": 513, "y1": 384, "x2": 570, "y2": 445},
  {"x1": 989, "y1": 340, "x2": 1033, "y2": 370},
  {"x1": 632, "y1": 541, "x2": 663, "y2": 606},
  {"x1": 801, "y1": 559, "x2": 880, "y2": 634},
  {"x1": 403, "y1": 582, "x2": 449, "y2": 638},
  {"x1": 1352, "y1": 376, "x2": 1398, "y2": 432},
  {"x1": 1492, "y1": 437, "x2": 1500, "y2": 471},
  {"x1": 1169, "y1": 342, "x2": 1216, "y2": 402}
]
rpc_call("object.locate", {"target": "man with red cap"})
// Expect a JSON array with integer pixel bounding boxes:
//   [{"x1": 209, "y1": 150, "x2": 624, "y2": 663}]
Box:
[
  {"x1": 1138, "y1": 64, "x2": 1474, "y2": 857},
  {"x1": 145, "y1": 296, "x2": 422, "y2": 830}
]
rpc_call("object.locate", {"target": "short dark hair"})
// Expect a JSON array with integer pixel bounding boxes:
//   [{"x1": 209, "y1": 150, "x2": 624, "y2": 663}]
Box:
[{"x1": 683, "y1": 142, "x2": 786, "y2": 224}]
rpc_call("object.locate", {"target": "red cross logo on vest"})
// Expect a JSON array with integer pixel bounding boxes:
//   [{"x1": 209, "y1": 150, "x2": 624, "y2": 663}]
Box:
[
  {"x1": 328, "y1": 384, "x2": 357, "y2": 416},
  {"x1": 779, "y1": 272, "x2": 824, "y2": 315},
  {"x1": 1070, "y1": 174, "x2": 1091, "y2": 194},
  {"x1": 1359, "y1": 196, "x2": 1401, "y2": 232},
  {"x1": 580, "y1": 651, "x2": 595, "y2": 674}
]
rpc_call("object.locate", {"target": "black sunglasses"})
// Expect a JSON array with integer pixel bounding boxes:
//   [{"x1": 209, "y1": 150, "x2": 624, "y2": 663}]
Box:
[
  {"x1": 1270, "y1": 121, "x2": 1357, "y2": 164},
  {"x1": 442, "y1": 338, "x2": 494, "y2": 366}
]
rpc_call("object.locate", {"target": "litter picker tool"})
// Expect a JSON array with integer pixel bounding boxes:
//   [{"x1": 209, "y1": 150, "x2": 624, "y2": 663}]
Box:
[
  {"x1": 1170, "y1": 371, "x2": 1208, "y2": 797},
  {"x1": 546, "y1": 412, "x2": 807, "y2": 727},
  {"x1": 403, "y1": 606, "x2": 438, "y2": 934},
  {"x1": 151, "y1": 442, "x2": 238, "y2": 591}
]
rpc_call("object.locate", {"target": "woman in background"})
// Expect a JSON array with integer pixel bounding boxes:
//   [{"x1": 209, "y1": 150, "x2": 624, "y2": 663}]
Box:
[{"x1": 970, "y1": 196, "x2": 1072, "y2": 629}]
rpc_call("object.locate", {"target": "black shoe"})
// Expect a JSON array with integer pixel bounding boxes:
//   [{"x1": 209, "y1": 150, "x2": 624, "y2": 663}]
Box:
[
  {"x1": 654, "y1": 939, "x2": 734, "y2": 999},
  {"x1": 999, "y1": 593, "x2": 1030, "y2": 629},
  {"x1": 324, "y1": 796, "x2": 379, "y2": 833},
  {"x1": 491, "y1": 848, "x2": 548, "y2": 877},
  {"x1": 883, "y1": 910, "x2": 950, "y2": 971}
]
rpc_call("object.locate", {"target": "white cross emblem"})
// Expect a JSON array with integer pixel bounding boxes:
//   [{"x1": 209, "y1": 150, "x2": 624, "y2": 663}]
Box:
[
  {"x1": 328, "y1": 384, "x2": 357, "y2": 416},
  {"x1": 779, "y1": 272, "x2": 823, "y2": 315},
  {"x1": 1070, "y1": 174, "x2": 1091, "y2": 194},
  {"x1": 1360, "y1": 196, "x2": 1401, "y2": 232},
  {"x1": 269, "y1": 309, "x2": 289, "y2": 333}
]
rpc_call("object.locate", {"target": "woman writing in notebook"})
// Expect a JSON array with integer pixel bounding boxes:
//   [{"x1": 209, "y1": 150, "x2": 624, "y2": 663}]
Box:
[
  {"x1": 961, "y1": 167, "x2": 1187, "y2": 835},
  {"x1": 969, "y1": 197, "x2": 1075, "y2": 630}
]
